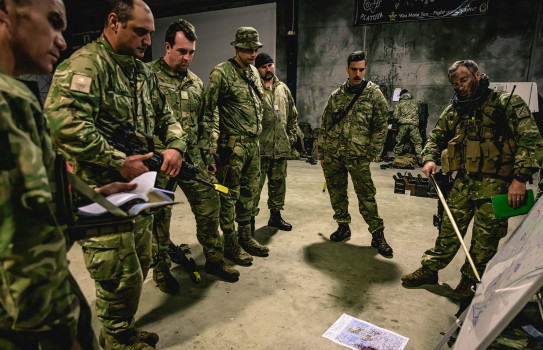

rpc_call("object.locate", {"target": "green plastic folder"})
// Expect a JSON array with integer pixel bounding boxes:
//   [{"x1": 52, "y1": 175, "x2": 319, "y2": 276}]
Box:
[{"x1": 491, "y1": 189, "x2": 535, "y2": 219}]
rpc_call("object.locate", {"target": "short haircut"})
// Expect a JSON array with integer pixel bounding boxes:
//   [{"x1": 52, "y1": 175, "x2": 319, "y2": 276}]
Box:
[
  {"x1": 103, "y1": 0, "x2": 150, "y2": 27},
  {"x1": 165, "y1": 18, "x2": 197, "y2": 47},
  {"x1": 347, "y1": 51, "x2": 366, "y2": 66},
  {"x1": 448, "y1": 60, "x2": 479, "y2": 80}
]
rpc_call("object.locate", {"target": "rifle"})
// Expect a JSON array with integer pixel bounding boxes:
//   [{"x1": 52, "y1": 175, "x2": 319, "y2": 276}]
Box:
[
  {"x1": 106, "y1": 122, "x2": 228, "y2": 194},
  {"x1": 167, "y1": 241, "x2": 201, "y2": 283},
  {"x1": 299, "y1": 155, "x2": 318, "y2": 165}
]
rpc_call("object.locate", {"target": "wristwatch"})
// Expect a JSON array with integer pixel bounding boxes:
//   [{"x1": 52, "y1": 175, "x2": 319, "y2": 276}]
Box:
[{"x1": 514, "y1": 173, "x2": 531, "y2": 183}]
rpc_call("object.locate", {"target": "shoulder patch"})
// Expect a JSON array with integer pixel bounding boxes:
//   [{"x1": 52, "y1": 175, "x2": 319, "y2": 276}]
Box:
[
  {"x1": 70, "y1": 74, "x2": 92, "y2": 93},
  {"x1": 513, "y1": 103, "x2": 531, "y2": 119}
]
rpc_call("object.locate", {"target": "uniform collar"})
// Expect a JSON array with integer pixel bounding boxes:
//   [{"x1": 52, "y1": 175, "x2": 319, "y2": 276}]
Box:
[
  {"x1": 158, "y1": 58, "x2": 191, "y2": 82},
  {"x1": 98, "y1": 34, "x2": 140, "y2": 73}
]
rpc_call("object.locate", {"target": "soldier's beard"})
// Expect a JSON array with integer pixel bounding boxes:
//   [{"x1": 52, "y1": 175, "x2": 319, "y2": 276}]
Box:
[{"x1": 263, "y1": 72, "x2": 274, "y2": 81}]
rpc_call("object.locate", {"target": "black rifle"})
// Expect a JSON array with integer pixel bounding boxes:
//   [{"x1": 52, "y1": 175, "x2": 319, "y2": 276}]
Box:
[
  {"x1": 167, "y1": 241, "x2": 201, "y2": 283},
  {"x1": 106, "y1": 122, "x2": 228, "y2": 194},
  {"x1": 431, "y1": 171, "x2": 454, "y2": 233}
]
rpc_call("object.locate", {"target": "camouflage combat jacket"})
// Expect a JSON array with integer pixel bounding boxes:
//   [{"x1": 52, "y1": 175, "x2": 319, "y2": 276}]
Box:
[
  {"x1": 316, "y1": 80, "x2": 389, "y2": 160},
  {"x1": 202, "y1": 59, "x2": 263, "y2": 144},
  {"x1": 393, "y1": 92, "x2": 419, "y2": 126},
  {"x1": 0, "y1": 72, "x2": 77, "y2": 340},
  {"x1": 148, "y1": 58, "x2": 208, "y2": 164},
  {"x1": 422, "y1": 89, "x2": 543, "y2": 180},
  {"x1": 45, "y1": 35, "x2": 186, "y2": 186},
  {"x1": 259, "y1": 75, "x2": 298, "y2": 158}
]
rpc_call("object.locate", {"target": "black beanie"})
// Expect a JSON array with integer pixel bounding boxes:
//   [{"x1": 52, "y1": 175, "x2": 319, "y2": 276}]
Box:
[
  {"x1": 400, "y1": 89, "x2": 409, "y2": 96},
  {"x1": 255, "y1": 52, "x2": 273, "y2": 68}
]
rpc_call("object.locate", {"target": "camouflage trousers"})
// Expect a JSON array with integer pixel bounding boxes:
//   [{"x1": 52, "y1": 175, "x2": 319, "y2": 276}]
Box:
[
  {"x1": 81, "y1": 214, "x2": 153, "y2": 336},
  {"x1": 322, "y1": 156, "x2": 384, "y2": 234},
  {"x1": 393, "y1": 124, "x2": 423, "y2": 157},
  {"x1": 421, "y1": 177, "x2": 509, "y2": 282},
  {"x1": 153, "y1": 167, "x2": 223, "y2": 270},
  {"x1": 253, "y1": 156, "x2": 287, "y2": 216},
  {"x1": 0, "y1": 273, "x2": 98, "y2": 350},
  {"x1": 217, "y1": 140, "x2": 260, "y2": 232}
]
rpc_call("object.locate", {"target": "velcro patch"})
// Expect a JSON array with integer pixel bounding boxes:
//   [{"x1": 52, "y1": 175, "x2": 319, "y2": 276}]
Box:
[
  {"x1": 70, "y1": 74, "x2": 92, "y2": 93},
  {"x1": 159, "y1": 82, "x2": 176, "y2": 90},
  {"x1": 513, "y1": 103, "x2": 530, "y2": 119}
]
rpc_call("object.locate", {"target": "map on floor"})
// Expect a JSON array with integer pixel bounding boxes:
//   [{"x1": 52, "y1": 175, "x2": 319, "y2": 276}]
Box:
[{"x1": 323, "y1": 313, "x2": 409, "y2": 349}]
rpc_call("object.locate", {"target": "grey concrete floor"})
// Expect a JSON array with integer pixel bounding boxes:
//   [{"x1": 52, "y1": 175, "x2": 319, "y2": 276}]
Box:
[{"x1": 68, "y1": 160, "x2": 530, "y2": 349}]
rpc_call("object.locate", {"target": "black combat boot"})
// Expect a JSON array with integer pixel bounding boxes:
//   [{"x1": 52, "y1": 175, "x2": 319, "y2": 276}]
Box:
[
  {"x1": 330, "y1": 223, "x2": 351, "y2": 242},
  {"x1": 238, "y1": 224, "x2": 270, "y2": 257},
  {"x1": 371, "y1": 230, "x2": 393, "y2": 258},
  {"x1": 401, "y1": 266, "x2": 438, "y2": 288},
  {"x1": 268, "y1": 210, "x2": 292, "y2": 231},
  {"x1": 205, "y1": 260, "x2": 240, "y2": 282},
  {"x1": 152, "y1": 269, "x2": 180, "y2": 294},
  {"x1": 223, "y1": 230, "x2": 253, "y2": 265}
]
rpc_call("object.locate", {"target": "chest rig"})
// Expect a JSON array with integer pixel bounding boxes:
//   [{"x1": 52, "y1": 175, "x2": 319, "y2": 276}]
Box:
[{"x1": 441, "y1": 90, "x2": 516, "y2": 177}]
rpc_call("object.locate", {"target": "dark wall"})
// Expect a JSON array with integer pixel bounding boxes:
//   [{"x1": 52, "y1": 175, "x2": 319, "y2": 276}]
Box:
[{"x1": 296, "y1": 0, "x2": 543, "y2": 130}]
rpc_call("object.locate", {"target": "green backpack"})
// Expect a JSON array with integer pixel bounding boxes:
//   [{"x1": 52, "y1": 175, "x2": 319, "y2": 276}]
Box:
[{"x1": 393, "y1": 154, "x2": 417, "y2": 168}]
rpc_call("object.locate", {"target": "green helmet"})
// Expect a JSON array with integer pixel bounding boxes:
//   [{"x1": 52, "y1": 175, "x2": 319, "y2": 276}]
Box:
[{"x1": 231, "y1": 27, "x2": 263, "y2": 49}]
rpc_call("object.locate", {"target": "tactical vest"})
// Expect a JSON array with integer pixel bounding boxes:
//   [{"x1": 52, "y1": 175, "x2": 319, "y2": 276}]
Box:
[{"x1": 441, "y1": 91, "x2": 516, "y2": 177}]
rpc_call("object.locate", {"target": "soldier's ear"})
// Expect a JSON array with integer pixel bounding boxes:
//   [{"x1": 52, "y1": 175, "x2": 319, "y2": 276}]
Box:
[
  {"x1": 107, "y1": 12, "x2": 119, "y2": 33},
  {"x1": 0, "y1": 0, "x2": 9, "y2": 27}
]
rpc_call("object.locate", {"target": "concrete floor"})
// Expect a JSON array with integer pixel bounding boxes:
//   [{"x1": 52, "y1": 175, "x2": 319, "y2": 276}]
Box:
[{"x1": 68, "y1": 160, "x2": 530, "y2": 349}]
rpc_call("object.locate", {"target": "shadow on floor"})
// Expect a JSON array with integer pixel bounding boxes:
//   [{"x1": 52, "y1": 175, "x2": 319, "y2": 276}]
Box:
[
  {"x1": 135, "y1": 251, "x2": 218, "y2": 327},
  {"x1": 303, "y1": 234, "x2": 401, "y2": 311}
]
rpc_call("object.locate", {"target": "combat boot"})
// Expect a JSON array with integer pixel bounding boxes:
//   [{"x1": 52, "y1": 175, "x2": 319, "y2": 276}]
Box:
[
  {"x1": 99, "y1": 329, "x2": 157, "y2": 349},
  {"x1": 371, "y1": 230, "x2": 393, "y2": 258},
  {"x1": 268, "y1": 210, "x2": 292, "y2": 231},
  {"x1": 451, "y1": 276, "x2": 476, "y2": 303},
  {"x1": 152, "y1": 269, "x2": 179, "y2": 294},
  {"x1": 401, "y1": 266, "x2": 438, "y2": 288},
  {"x1": 330, "y1": 223, "x2": 350, "y2": 242},
  {"x1": 205, "y1": 260, "x2": 240, "y2": 282},
  {"x1": 223, "y1": 231, "x2": 253, "y2": 265},
  {"x1": 238, "y1": 224, "x2": 270, "y2": 257}
]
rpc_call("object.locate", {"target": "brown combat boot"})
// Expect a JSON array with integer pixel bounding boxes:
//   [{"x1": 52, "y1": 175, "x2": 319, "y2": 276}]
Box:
[
  {"x1": 238, "y1": 224, "x2": 269, "y2": 257},
  {"x1": 401, "y1": 266, "x2": 438, "y2": 288},
  {"x1": 152, "y1": 269, "x2": 180, "y2": 294},
  {"x1": 451, "y1": 276, "x2": 476, "y2": 303},
  {"x1": 205, "y1": 260, "x2": 240, "y2": 282},
  {"x1": 99, "y1": 329, "x2": 157, "y2": 350},
  {"x1": 223, "y1": 230, "x2": 253, "y2": 265}
]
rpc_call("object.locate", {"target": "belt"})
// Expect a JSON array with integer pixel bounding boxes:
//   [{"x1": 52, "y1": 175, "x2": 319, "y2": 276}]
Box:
[{"x1": 222, "y1": 134, "x2": 258, "y2": 144}]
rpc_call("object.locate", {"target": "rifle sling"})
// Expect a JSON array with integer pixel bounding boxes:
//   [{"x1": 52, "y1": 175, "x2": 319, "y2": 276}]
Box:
[
  {"x1": 228, "y1": 58, "x2": 262, "y2": 100},
  {"x1": 329, "y1": 80, "x2": 368, "y2": 131}
]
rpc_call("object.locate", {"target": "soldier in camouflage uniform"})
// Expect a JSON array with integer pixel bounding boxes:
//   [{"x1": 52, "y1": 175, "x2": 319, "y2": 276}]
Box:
[
  {"x1": 203, "y1": 27, "x2": 270, "y2": 264},
  {"x1": 148, "y1": 19, "x2": 239, "y2": 289},
  {"x1": 252, "y1": 52, "x2": 298, "y2": 232},
  {"x1": 401, "y1": 60, "x2": 543, "y2": 303},
  {"x1": 0, "y1": 1, "x2": 92, "y2": 348},
  {"x1": 316, "y1": 51, "x2": 393, "y2": 258},
  {"x1": 45, "y1": 1, "x2": 186, "y2": 348},
  {"x1": 392, "y1": 89, "x2": 423, "y2": 163}
]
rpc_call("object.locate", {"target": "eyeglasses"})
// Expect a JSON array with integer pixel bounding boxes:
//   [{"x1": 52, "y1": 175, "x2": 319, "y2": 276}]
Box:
[{"x1": 238, "y1": 48, "x2": 259, "y2": 54}]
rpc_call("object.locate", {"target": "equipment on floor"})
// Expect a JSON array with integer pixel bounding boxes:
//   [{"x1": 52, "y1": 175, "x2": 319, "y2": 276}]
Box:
[
  {"x1": 168, "y1": 241, "x2": 201, "y2": 283},
  {"x1": 392, "y1": 170, "x2": 454, "y2": 233}
]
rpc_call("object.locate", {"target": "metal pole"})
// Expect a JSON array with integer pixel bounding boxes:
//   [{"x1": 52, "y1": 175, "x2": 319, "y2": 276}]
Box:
[{"x1": 430, "y1": 173, "x2": 481, "y2": 282}]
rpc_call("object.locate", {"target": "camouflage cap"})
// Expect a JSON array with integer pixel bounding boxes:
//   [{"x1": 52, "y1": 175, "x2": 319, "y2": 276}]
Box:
[{"x1": 231, "y1": 27, "x2": 263, "y2": 49}]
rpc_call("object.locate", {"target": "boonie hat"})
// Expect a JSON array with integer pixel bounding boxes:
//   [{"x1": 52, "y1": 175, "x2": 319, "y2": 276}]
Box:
[{"x1": 231, "y1": 27, "x2": 263, "y2": 49}]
